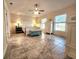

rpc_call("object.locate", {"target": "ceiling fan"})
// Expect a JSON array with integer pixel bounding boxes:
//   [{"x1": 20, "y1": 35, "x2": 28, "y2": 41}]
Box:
[{"x1": 28, "y1": 4, "x2": 44, "y2": 15}]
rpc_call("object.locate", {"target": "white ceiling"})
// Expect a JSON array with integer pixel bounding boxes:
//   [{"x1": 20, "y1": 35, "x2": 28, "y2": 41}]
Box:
[{"x1": 6, "y1": 0, "x2": 76, "y2": 17}]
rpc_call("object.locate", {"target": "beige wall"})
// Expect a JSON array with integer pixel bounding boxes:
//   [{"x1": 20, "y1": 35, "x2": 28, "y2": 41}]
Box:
[
  {"x1": 4, "y1": 0, "x2": 11, "y2": 56},
  {"x1": 10, "y1": 13, "x2": 18, "y2": 34},
  {"x1": 10, "y1": 13, "x2": 33, "y2": 34},
  {"x1": 40, "y1": 4, "x2": 76, "y2": 37},
  {"x1": 3, "y1": 8, "x2": 7, "y2": 57},
  {"x1": 21, "y1": 15, "x2": 32, "y2": 27}
]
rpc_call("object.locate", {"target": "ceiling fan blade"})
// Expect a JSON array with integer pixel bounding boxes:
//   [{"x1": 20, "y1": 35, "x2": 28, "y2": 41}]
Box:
[
  {"x1": 28, "y1": 10, "x2": 33, "y2": 11},
  {"x1": 39, "y1": 10, "x2": 44, "y2": 12}
]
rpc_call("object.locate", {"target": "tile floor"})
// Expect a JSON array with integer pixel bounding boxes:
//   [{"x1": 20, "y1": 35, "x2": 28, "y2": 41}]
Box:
[{"x1": 4, "y1": 33, "x2": 66, "y2": 59}]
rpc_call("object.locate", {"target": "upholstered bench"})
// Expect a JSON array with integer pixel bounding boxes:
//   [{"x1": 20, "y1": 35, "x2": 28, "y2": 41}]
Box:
[{"x1": 27, "y1": 31, "x2": 41, "y2": 37}]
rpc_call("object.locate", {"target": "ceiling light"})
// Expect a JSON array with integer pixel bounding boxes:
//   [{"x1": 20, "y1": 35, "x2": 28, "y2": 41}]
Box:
[
  {"x1": 35, "y1": 8, "x2": 38, "y2": 10},
  {"x1": 34, "y1": 11, "x2": 39, "y2": 15}
]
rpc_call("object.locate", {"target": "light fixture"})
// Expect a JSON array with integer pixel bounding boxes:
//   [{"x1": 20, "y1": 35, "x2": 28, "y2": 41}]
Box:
[
  {"x1": 28, "y1": 3, "x2": 44, "y2": 15},
  {"x1": 15, "y1": 18, "x2": 22, "y2": 27},
  {"x1": 34, "y1": 11, "x2": 39, "y2": 15},
  {"x1": 35, "y1": 8, "x2": 38, "y2": 10}
]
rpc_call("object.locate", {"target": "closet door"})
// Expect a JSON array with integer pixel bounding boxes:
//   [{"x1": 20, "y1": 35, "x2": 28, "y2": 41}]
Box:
[
  {"x1": 70, "y1": 22, "x2": 76, "y2": 49},
  {"x1": 68, "y1": 22, "x2": 76, "y2": 59},
  {"x1": 65, "y1": 16, "x2": 76, "y2": 59}
]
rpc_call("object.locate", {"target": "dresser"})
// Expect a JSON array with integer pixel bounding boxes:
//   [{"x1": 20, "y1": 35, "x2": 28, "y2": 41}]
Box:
[{"x1": 16, "y1": 26, "x2": 23, "y2": 33}]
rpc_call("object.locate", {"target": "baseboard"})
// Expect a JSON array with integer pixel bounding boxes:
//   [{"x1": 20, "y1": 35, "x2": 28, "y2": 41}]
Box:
[{"x1": 3, "y1": 44, "x2": 8, "y2": 57}]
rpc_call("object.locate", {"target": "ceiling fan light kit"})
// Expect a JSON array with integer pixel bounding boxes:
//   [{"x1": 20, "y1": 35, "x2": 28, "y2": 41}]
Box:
[{"x1": 34, "y1": 11, "x2": 39, "y2": 15}]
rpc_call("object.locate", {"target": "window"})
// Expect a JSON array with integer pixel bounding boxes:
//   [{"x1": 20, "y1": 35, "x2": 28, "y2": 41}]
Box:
[
  {"x1": 41, "y1": 18, "x2": 47, "y2": 29},
  {"x1": 54, "y1": 14, "x2": 67, "y2": 32}
]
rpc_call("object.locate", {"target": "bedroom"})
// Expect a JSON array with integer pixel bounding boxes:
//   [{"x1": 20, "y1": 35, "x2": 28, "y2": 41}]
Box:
[{"x1": 4, "y1": 0, "x2": 76, "y2": 59}]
